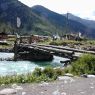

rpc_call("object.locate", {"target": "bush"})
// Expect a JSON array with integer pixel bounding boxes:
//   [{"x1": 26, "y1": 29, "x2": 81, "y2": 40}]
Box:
[
  {"x1": 71, "y1": 54, "x2": 95, "y2": 75},
  {"x1": 64, "y1": 66, "x2": 72, "y2": 74},
  {"x1": 55, "y1": 68, "x2": 64, "y2": 76},
  {"x1": 32, "y1": 68, "x2": 42, "y2": 77},
  {"x1": 42, "y1": 67, "x2": 55, "y2": 79}
]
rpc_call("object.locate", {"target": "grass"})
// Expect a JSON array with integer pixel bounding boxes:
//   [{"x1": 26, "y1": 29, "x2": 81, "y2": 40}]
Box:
[
  {"x1": 49, "y1": 40, "x2": 84, "y2": 46},
  {"x1": 38, "y1": 38, "x2": 52, "y2": 45},
  {"x1": 49, "y1": 39, "x2": 95, "y2": 46},
  {"x1": 0, "y1": 67, "x2": 65, "y2": 85}
]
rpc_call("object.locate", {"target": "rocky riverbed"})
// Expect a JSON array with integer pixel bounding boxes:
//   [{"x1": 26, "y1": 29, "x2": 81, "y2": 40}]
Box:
[{"x1": 0, "y1": 77, "x2": 95, "y2": 95}]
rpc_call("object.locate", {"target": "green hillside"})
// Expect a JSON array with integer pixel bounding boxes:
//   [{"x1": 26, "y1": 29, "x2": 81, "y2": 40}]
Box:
[{"x1": 0, "y1": 0, "x2": 95, "y2": 39}]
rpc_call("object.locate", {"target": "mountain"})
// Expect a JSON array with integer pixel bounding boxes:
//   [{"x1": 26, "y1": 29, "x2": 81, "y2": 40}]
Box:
[
  {"x1": 65, "y1": 13, "x2": 95, "y2": 29},
  {"x1": 0, "y1": 1, "x2": 95, "y2": 38},
  {"x1": 32, "y1": 5, "x2": 86, "y2": 33},
  {"x1": 0, "y1": 0, "x2": 58, "y2": 36},
  {"x1": 31, "y1": 5, "x2": 95, "y2": 38}
]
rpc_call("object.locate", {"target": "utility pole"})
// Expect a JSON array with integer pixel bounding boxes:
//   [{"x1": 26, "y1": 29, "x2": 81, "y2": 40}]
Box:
[
  {"x1": 66, "y1": 12, "x2": 69, "y2": 33},
  {"x1": 65, "y1": 12, "x2": 70, "y2": 40}
]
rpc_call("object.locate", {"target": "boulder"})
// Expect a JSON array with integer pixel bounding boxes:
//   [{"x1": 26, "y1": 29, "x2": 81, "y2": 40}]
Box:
[
  {"x1": 81, "y1": 74, "x2": 95, "y2": 78},
  {"x1": 39, "y1": 82, "x2": 49, "y2": 87},
  {"x1": 22, "y1": 92, "x2": 26, "y2": 95},
  {"x1": 81, "y1": 74, "x2": 87, "y2": 78},
  {"x1": 87, "y1": 75, "x2": 95, "y2": 78},
  {"x1": 0, "y1": 88, "x2": 17, "y2": 95},
  {"x1": 12, "y1": 84, "x2": 23, "y2": 90},
  {"x1": 52, "y1": 90, "x2": 60, "y2": 95},
  {"x1": 64, "y1": 73, "x2": 74, "y2": 77},
  {"x1": 57, "y1": 76, "x2": 74, "y2": 83}
]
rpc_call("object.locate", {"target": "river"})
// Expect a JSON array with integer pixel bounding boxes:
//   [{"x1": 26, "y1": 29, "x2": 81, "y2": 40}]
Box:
[{"x1": 0, "y1": 53, "x2": 69, "y2": 76}]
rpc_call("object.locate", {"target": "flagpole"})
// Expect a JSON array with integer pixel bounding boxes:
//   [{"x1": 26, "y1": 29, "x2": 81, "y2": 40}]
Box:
[{"x1": 14, "y1": 17, "x2": 21, "y2": 61}]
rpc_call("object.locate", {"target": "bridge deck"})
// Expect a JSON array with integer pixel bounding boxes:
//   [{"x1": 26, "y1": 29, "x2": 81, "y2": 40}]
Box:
[
  {"x1": 37, "y1": 44, "x2": 95, "y2": 55},
  {"x1": 30, "y1": 45, "x2": 74, "y2": 55}
]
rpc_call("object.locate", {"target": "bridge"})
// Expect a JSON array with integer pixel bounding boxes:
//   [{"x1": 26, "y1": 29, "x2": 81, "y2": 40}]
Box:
[
  {"x1": 14, "y1": 43, "x2": 95, "y2": 64},
  {"x1": 18, "y1": 44, "x2": 74, "y2": 58}
]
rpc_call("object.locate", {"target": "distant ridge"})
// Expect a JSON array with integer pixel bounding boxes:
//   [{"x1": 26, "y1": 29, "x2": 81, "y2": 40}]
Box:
[
  {"x1": 65, "y1": 13, "x2": 95, "y2": 29},
  {"x1": 0, "y1": 0, "x2": 95, "y2": 38},
  {"x1": 31, "y1": 5, "x2": 95, "y2": 38}
]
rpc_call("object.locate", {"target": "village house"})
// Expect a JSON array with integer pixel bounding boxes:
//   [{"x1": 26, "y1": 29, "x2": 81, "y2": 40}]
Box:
[
  {"x1": 20, "y1": 36, "x2": 30, "y2": 44},
  {"x1": 52, "y1": 33, "x2": 60, "y2": 40},
  {"x1": 62, "y1": 32, "x2": 83, "y2": 41},
  {"x1": 20, "y1": 35, "x2": 50, "y2": 44},
  {"x1": 8, "y1": 35, "x2": 16, "y2": 41},
  {"x1": 0, "y1": 32, "x2": 8, "y2": 45},
  {"x1": 30, "y1": 35, "x2": 50, "y2": 43},
  {"x1": 0, "y1": 32, "x2": 8, "y2": 41}
]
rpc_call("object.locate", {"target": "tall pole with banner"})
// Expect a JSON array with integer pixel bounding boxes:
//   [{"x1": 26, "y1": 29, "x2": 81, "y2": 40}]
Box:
[{"x1": 14, "y1": 17, "x2": 21, "y2": 61}]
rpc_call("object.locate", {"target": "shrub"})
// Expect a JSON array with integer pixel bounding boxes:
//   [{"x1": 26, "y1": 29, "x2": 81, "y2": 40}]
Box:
[
  {"x1": 55, "y1": 68, "x2": 64, "y2": 76},
  {"x1": 32, "y1": 68, "x2": 42, "y2": 77},
  {"x1": 71, "y1": 54, "x2": 95, "y2": 75},
  {"x1": 42, "y1": 67, "x2": 55, "y2": 79},
  {"x1": 64, "y1": 66, "x2": 72, "y2": 74}
]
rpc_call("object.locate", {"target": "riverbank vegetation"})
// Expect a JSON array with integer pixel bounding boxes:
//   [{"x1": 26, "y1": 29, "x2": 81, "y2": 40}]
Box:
[
  {"x1": 71, "y1": 54, "x2": 95, "y2": 75},
  {"x1": 0, "y1": 67, "x2": 64, "y2": 85},
  {"x1": 63, "y1": 54, "x2": 95, "y2": 76}
]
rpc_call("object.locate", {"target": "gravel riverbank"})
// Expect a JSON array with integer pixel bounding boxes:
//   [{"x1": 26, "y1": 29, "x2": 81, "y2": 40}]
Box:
[{"x1": 0, "y1": 77, "x2": 95, "y2": 95}]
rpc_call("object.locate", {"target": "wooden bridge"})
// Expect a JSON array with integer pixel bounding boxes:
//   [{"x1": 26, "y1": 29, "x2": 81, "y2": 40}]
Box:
[
  {"x1": 14, "y1": 43, "x2": 95, "y2": 63},
  {"x1": 19, "y1": 44, "x2": 74, "y2": 59},
  {"x1": 37, "y1": 44, "x2": 95, "y2": 55}
]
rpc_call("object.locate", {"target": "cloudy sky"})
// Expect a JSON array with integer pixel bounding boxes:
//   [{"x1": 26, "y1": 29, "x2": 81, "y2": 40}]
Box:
[{"x1": 19, "y1": 0, "x2": 95, "y2": 20}]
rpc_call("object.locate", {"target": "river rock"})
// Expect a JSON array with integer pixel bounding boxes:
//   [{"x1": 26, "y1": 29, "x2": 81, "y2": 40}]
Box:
[
  {"x1": 12, "y1": 84, "x2": 18, "y2": 88},
  {"x1": 1, "y1": 84, "x2": 5, "y2": 87},
  {"x1": 0, "y1": 88, "x2": 17, "y2": 95},
  {"x1": 90, "y1": 86, "x2": 94, "y2": 89},
  {"x1": 22, "y1": 92, "x2": 26, "y2": 95},
  {"x1": 57, "y1": 76, "x2": 74, "y2": 83},
  {"x1": 61, "y1": 92, "x2": 67, "y2": 95},
  {"x1": 39, "y1": 82, "x2": 49, "y2": 87},
  {"x1": 87, "y1": 75, "x2": 95, "y2": 78},
  {"x1": 12, "y1": 84, "x2": 23, "y2": 90},
  {"x1": 15, "y1": 86, "x2": 23, "y2": 90},
  {"x1": 64, "y1": 73, "x2": 74, "y2": 77},
  {"x1": 81, "y1": 74, "x2": 87, "y2": 78},
  {"x1": 52, "y1": 90, "x2": 60, "y2": 95}
]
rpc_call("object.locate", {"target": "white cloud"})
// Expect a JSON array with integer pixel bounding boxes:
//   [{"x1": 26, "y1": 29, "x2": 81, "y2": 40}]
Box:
[{"x1": 19, "y1": 0, "x2": 95, "y2": 20}]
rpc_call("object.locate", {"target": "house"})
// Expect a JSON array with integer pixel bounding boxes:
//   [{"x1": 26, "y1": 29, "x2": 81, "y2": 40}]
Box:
[
  {"x1": 30, "y1": 35, "x2": 50, "y2": 43},
  {"x1": 19, "y1": 35, "x2": 49, "y2": 44},
  {"x1": 8, "y1": 35, "x2": 16, "y2": 41},
  {"x1": 52, "y1": 34, "x2": 60, "y2": 40},
  {"x1": 30, "y1": 35, "x2": 40, "y2": 43},
  {"x1": 62, "y1": 32, "x2": 83, "y2": 41},
  {"x1": 0, "y1": 32, "x2": 8, "y2": 41},
  {"x1": 20, "y1": 36, "x2": 30, "y2": 44}
]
